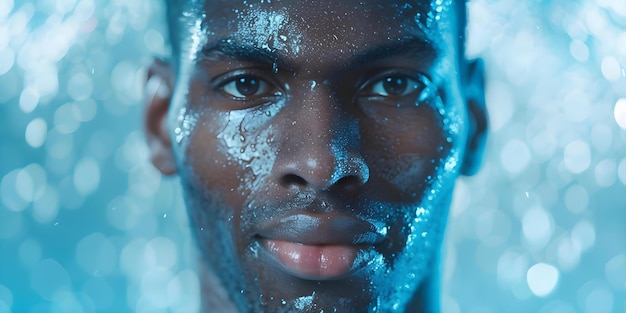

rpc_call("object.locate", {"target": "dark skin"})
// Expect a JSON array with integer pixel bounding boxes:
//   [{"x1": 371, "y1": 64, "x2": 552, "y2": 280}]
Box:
[{"x1": 145, "y1": 0, "x2": 487, "y2": 312}]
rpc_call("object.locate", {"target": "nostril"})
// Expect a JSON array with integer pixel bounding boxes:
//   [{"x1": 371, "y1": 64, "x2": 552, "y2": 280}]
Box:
[
  {"x1": 328, "y1": 175, "x2": 365, "y2": 193},
  {"x1": 279, "y1": 174, "x2": 308, "y2": 187}
]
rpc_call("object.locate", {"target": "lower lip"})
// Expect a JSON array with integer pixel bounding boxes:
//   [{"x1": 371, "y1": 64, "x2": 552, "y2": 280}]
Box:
[{"x1": 261, "y1": 239, "x2": 359, "y2": 280}]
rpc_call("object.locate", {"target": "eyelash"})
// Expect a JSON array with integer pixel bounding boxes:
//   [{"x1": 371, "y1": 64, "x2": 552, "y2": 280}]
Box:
[
  {"x1": 358, "y1": 71, "x2": 428, "y2": 99},
  {"x1": 213, "y1": 70, "x2": 432, "y2": 109},
  {"x1": 220, "y1": 76, "x2": 272, "y2": 99},
  {"x1": 214, "y1": 72, "x2": 283, "y2": 108}
]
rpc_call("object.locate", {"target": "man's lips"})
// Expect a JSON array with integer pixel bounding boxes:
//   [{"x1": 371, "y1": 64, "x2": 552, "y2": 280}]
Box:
[
  {"x1": 261, "y1": 239, "x2": 360, "y2": 280},
  {"x1": 255, "y1": 213, "x2": 385, "y2": 280},
  {"x1": 255, "y1": 213, "x2": 385, "y2": 245}
]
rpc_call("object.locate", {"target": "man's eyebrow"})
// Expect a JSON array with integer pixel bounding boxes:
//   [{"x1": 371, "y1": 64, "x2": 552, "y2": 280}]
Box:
[
  {"x1": 199, "y1": 39, "x2": 293, "y2": 69},
  {"x1": 348, "y1": 37, "x2": 439, "y2": 68},
  {"x1": 198, "y1": 36, "x2": 439, "y2": 70}
]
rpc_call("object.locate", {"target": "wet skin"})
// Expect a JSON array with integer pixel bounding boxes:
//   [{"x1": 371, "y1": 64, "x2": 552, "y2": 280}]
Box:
[{"x1": 145, "y1": 0, "x2": 487, "y2": 312}]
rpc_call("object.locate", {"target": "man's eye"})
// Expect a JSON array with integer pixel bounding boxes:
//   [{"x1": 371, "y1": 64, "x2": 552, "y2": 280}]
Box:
[
  {"x1": 367, "y1": 75, "x2": 423, "y2": 97},
  {"x1": 221, "y1": 76, "x2": 272, "y2": 99}
]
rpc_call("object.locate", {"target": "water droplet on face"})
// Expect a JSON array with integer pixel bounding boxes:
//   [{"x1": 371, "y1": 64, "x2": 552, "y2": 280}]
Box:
[{"x1": 174, "y1": 127, "x2": 183, "y2": 143}]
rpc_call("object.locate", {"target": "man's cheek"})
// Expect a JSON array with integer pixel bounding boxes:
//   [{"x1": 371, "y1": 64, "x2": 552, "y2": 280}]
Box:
[
  {"x1": 181, "y1": 125, "x2": 243, "y2": 198},
  {"x1": 379, "y1": 154, "x2": 432, "y2": 194},
  {"x1": 217, "y1": 123, "x2": 279, "y2": 191}
]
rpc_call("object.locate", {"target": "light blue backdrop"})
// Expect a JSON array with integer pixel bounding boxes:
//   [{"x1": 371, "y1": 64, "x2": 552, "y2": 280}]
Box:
[{"x1": 0, "y1": 0, "x2": 625, "y2": 312}]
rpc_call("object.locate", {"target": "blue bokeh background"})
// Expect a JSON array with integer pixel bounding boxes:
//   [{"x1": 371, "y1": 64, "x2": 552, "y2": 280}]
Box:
[{"x1": 0, "y1": 0, "x2": 625, "y2": 312}]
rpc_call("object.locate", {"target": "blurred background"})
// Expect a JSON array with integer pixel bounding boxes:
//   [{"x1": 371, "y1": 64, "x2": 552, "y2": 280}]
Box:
[{"x1": 0, "y1": 0, "x2": 624, "y2": 312}]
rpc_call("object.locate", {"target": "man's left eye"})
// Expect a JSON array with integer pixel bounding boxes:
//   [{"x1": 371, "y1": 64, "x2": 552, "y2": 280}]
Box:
[
  {"x1": 221, "y1": 76, "x2": 272, "y2": 99},
  {"x1": 366, "y1": 75, "x2": 423, "y2": 97}
]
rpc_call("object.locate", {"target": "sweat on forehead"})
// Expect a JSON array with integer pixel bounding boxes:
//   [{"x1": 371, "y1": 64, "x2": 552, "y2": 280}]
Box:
[{"x1": 163, "y1": 0, "x2": 467, "y2": 59}]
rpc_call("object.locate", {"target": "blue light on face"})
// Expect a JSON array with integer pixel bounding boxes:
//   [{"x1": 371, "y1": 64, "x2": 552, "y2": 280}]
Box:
[{"x1": 0, "y1": 0, "x2": 625, "y2": 312}]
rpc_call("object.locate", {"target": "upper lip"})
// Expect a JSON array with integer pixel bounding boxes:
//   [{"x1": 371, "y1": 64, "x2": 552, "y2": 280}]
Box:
[{"x1": 255, "y1": 212, "x2": 385, "y2": 245}]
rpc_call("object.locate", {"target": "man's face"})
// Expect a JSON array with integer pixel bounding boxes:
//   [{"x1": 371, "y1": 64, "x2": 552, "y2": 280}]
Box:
[{"x1": 154, "y1": 0, "x2": 481, "y2": 311}]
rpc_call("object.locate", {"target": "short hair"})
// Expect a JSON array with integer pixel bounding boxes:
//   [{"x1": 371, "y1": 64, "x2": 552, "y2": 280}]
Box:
[{"x1": 163, "y1": 0, "x2": 468, "y2": 64}]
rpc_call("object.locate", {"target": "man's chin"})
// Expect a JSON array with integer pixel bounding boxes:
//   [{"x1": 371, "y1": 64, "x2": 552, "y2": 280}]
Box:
[
  {"x1": 254, "y1": 288, "x2": 375, "y2": 313},
  {"x1": 233, "y1": 254, "x2": 384, "y2": 313}
]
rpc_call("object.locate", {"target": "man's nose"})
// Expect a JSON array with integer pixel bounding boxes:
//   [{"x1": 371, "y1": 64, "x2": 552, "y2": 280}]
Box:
[{"x1": 272, "y1": 85, "x2": 370, "y2": 193}]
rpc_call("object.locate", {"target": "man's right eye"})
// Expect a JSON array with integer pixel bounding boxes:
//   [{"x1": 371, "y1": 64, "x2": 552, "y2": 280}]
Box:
[{"x1": 220, "y1": 76, "x2": 273, "y2": 100}]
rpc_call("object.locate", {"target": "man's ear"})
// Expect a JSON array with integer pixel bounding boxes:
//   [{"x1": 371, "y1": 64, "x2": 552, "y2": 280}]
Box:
[
  {"x1": 460, "y1": 59, "x2": 488, "y2": 176},
  {"x1": 144, "y1": 58, "x2": 177, "y2": 176}
]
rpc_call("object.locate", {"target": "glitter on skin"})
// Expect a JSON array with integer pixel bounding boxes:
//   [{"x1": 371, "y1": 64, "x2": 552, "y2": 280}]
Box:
[
  {"x1": 235, "y1": 8, "x2": 303, "y2": 56},
  {"x1": 162, "y1": 0, "x2": 473, "y2": 311}
]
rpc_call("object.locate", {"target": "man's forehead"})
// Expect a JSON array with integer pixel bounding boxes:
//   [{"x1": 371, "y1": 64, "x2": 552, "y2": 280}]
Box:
[
  {"x1": 182, "y1": 0, "x2": 457, "y2": 63},
  {"x1": 198, "y1": 0, "x2": 448, "y2": 10},
  {"x1": 197, "y1": 0, "x2": 457, "y2": 28}
]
